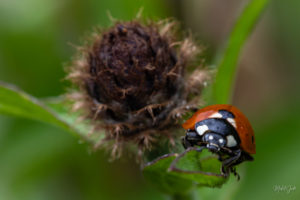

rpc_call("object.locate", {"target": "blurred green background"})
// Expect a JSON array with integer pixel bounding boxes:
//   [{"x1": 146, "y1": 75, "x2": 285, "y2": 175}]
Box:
[{"x1": 0, "y1": 0, "x2": 299, "y2": 199}]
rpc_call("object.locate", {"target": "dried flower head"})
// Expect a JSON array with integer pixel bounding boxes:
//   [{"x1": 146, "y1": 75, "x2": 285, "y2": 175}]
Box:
[{"x1": 67, "y1": 19, "x2": 210, "y2": 158}]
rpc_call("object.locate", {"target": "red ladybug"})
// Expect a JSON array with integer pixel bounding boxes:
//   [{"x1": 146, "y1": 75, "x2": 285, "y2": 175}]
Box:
[{"x1": 181, "y1": 104, "x2": 256, "y2": 178}]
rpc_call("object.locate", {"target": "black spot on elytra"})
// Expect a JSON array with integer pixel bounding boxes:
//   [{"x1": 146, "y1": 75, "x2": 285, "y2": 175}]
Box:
[{"x1": 218, "y1": 110, "x2": 235, "y2": 119}]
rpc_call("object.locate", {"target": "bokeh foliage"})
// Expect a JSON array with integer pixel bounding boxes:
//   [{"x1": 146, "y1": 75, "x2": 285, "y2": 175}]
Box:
[{"x1": 0, "y1": 0, "x2": 300, "y2": 200}]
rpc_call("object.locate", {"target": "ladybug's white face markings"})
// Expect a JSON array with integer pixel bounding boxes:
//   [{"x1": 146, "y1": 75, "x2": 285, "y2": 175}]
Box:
[
  {"x1": 227, "y1": 118, "x2": 237, "y2": 128},
  {"x1": 196, "y1": 125, "x2": 209, "y2": 136},
  {"x1": 208, "y1": 135, "x2": 214, "y2": 140},
  {"x1": 219, "y1": 138, "x2": 224, "y2": 144},
  {"x1": 226, "y1": 135, "x2": 237, "y2": 147},
  {"x1": 209, "y1": 112, "x2": 223, "y2": 118}
]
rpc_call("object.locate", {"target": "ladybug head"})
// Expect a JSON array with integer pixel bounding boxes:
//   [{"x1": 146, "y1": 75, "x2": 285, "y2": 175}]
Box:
[
  {"x1": 195, "y1": 118, "x2": 241, "y2": 152},
  {"x1": 202, "y1": 132, "x2": 226, "y2": 152}
]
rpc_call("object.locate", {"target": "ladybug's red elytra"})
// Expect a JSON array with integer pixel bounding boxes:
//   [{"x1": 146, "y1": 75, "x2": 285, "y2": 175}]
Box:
[{"x1": 181, "y1": 104, "x2": 256, "y2": 178}]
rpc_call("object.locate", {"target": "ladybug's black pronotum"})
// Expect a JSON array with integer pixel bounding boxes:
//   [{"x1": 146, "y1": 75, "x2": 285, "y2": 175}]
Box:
[{"x1": 181, "y1": 104, "x2": 256, "y2": 178}]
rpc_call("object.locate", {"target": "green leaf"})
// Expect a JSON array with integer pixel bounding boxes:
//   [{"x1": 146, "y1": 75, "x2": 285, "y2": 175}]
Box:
[
  {"x1": 45, "y1": 97, "x2": 103, "y2": 143},
  {"x1": 142, "y1": 153, "x2": 194, "y2": 195},
  {"x1": 0, "y1": 82, "x2": 98, "y2": 143},
  {"x1": 169, "y1": 148, "x2": 228, "y2": 187},
  {"x1": 143, "y1": 148, "x2": 228, "y2": 195},
  {"x1": 211, "y1": 0, "x2": 269, "y2": 104}
]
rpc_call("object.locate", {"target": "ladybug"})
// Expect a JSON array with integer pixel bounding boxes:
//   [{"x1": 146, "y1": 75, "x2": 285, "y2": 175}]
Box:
[{"x1": 181, "y1": 104, "x2": 256, "y2": 178}]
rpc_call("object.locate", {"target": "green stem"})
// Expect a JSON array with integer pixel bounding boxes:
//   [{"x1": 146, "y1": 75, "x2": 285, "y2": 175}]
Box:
[{"x1": 211, "y1": 0, "x2": 269, "y2": 104}]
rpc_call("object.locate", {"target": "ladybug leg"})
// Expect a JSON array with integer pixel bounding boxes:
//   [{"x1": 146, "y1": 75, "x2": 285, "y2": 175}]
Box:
[
  {"x1": 221, "y1": 149, "x2": 241, "y2": 176},
  {"x1": 221, "y1": 167, "x2": 230, "y2": 178},
  {"x1": 222, "y1": 149, "x2": 241, "y2": 166},
  {"x1": 196, "y1": 146, "x2": 205, "y2": 152},
  {"x1": 230, "y1": 167, "x2": 240, "y2": 180},
  {"x1": 181, "y1": 130, "x2": 202, "y2": 149},
  {"x1": 181, "y1": 136, "x2": 192, "y2": 149},
  {"x1": 217, "y1": 153, "x2": 228, "y2": 162}
]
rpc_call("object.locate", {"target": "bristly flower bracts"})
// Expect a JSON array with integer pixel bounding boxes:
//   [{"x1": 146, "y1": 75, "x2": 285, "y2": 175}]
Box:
[{"x1": 67, "y1": 19, "x2": 210, "y2": 158}]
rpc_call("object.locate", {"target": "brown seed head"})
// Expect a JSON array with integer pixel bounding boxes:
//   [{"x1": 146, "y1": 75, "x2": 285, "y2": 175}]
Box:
[{"x1": 67, "y1": 20, "x2": 210, "y2": 158}]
